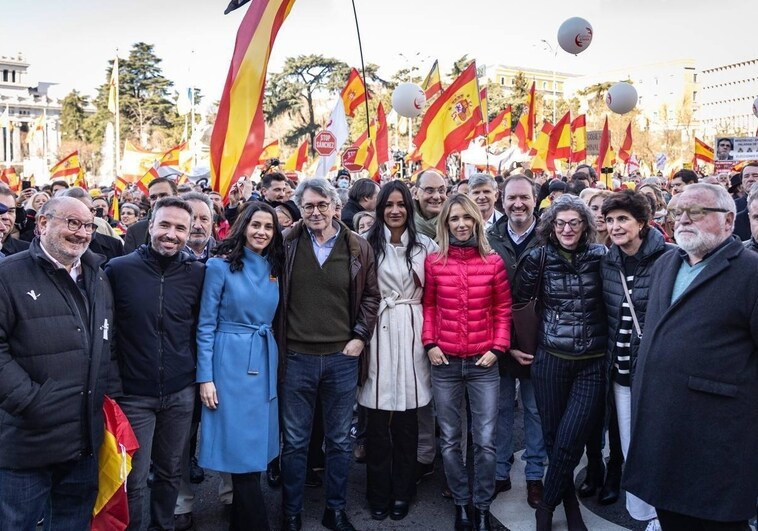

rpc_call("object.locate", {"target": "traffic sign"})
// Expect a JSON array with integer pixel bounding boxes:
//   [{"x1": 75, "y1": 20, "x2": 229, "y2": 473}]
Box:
[
  {"x1": 314, "y1": 130, "x2": 337, "y2": 156},
  {"x1": 341, "y1": 147, "x2": 364, "y2": 172}
]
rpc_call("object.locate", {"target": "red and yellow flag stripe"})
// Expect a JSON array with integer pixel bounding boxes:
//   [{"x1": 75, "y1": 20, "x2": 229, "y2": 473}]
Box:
[{"x1": 210, "y1": 0, "x2": 297, "y2": 200}]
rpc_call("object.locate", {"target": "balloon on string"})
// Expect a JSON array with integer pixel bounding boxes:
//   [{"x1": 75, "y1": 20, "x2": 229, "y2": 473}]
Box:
[
  {"x1": 392, "y1": 82, "x2": 426, "y2": 118},
  {"x1": 753, "y1": 96, "x2": 758, "y2": 118},
  {"x1": 557, "y1": 17, "x2": 593, "y2": 55},
  {"x1": 606, "y1": 82, "x2": 638, "y2": 114}
]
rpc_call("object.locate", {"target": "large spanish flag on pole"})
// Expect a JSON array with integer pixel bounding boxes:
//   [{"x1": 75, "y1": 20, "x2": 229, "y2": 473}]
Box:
[
  {"x1": 617, "y1": 122, "x2": 633, "y2": 164},
  {"x1": 421, "y1": 60, "x2": 443, "y2": 100},
  {"x1": 412, "y1": 62, "x2": 482, "y2": 171},
  {"x1": 570, "y1": 114, "x2": 587, "y2": 163},
  {"x1": 210, "y1": 0, "x2": 297, "y2": 201},
  {"x1": 341, "y1": 68, "x2": 367, "y2": 117},
  {"x1": 283, "y1": 138, "x2": 309, "y2": 171},
  {"x1": 513, "y1": 81, "x2": 535, "y2": 152}
]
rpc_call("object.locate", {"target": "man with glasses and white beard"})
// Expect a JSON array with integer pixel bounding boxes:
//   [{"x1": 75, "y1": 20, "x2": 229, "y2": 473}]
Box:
[{"x1": 624, "y1": 184, "x2": 758, "y2": 531}]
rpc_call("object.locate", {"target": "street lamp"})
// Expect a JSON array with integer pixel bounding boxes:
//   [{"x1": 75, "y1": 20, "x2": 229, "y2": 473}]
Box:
[{"x1": 540, "y1": 39, "x2": 558, "y2": 123}]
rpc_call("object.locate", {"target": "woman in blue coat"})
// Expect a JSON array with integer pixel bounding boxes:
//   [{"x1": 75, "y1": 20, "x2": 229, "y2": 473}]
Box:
[{"x1": 197, "y1": 201, "x2": 284, "y2": 531}]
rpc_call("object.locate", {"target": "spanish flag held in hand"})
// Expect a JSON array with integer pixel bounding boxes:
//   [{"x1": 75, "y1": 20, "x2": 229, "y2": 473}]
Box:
[
  {"x1": 257, "y1": 139, "x2": 280, "y2": 164},
  {"x1": 694, "y1": 137, "x2": 714, "y2": 164},
  {"x1": 341, "y1": 68, "x2": 367, "y2": 117},
  {"x1": 513, "y1": 81, "x2": 535, "y2": 152},
  {"x1": 412, "y1": 62, "x2": 482, "y2": 171},
  {"x1": 421, "y1": 59, "x2": 443, "y2": 100},
  {"x1": 283, "y1": 138, "x2": 309, "y2": 172}
]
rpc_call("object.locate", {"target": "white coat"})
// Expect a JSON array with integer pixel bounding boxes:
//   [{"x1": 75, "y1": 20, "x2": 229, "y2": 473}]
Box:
[{"x1": 358, "y1": 228, "x2": 437, "y2": 411}]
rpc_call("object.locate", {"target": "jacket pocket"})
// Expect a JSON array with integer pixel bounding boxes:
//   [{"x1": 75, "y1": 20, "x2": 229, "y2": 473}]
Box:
[{"x1": 687, "y1": 375, "x2": 738, "y2": 398}]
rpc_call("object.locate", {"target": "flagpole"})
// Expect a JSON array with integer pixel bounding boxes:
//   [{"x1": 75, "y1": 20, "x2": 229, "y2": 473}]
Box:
[
  {"x1": 114, "y1": 53, "x2": 121, "y2": 179},
  {"x1": 350, "y1": 0, "x2": 371, "y2": 139}
]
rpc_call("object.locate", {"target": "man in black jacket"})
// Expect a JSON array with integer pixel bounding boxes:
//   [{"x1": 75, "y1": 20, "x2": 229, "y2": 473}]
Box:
[
  {"x1": 0, "y1": 196, "x2": 120, "y2": 529},
  {"x1": 106, "y1": 197, "x2": 205, "y2": 531},
  {"x1": 486, "y1": 174, "x2": 546, "y2": 508},
  {"x1": 123, "y1": 177, "x2": 178, "y2": 253},
  {"x1": 0, "y1": 185, "x2": 30, "y2": 256},
  {"x1": 341, "y1": 178, "x2": 379, "y2": 230}
]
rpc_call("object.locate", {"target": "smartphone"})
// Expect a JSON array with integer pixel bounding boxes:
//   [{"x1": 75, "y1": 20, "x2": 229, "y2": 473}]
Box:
[{"x1": 21, "y1": 180, "x2": 32, "y2": 190}]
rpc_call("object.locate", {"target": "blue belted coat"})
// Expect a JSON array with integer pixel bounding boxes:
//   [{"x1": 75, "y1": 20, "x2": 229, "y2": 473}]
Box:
[{"x1": 197, "y1": 250, "x2": 279, "y2": 473}]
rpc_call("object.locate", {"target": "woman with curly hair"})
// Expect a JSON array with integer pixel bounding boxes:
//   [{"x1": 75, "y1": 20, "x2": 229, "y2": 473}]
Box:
[{"x1": 516, "y1": 194, "x2": 607, "y2": 531}]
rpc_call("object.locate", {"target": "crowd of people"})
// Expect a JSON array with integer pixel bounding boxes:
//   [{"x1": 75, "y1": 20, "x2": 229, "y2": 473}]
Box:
[{"x1": 0, "y1": 162, "x2": 756, "y2": 531}]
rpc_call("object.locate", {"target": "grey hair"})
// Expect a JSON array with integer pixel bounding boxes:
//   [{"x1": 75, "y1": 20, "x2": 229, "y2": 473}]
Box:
[
  {"x1": 684, "y1": 183, "x2": 736, "y2": 215},
  {"x1": 120, "y1": 202, "x2": 140, "y2": 216},
  {"x1": 294, "y1": 178, "x2": 338, "y2": 207},
  {"x1": 536, "y1": 194, "x2": 597, "y2": 247},
  {"x1": 747, "y1": 182, "x2": 758, "y2": 211},
  {"x1": 58, "y1": 187, "x2": 90, "y2": 200},
  {"x1": 181, "y1": 191, "x2": 213, "y2": 215},
  {"x1": 468, "y1": 173, "x2": 497, "y2": 191}
]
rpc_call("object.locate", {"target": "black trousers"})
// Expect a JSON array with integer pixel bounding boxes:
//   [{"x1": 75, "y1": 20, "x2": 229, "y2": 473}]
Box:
[
  {"x1": 230, "y1": 472, "x2": 269, "y2": 531},
  {"x1": 657, "y1": 509, "x2": 750, "y2": 531},
  {"x1": 365, "y1": 408, "x2": 418, "y2": 508},
  {"x1": 531, "y1": 352, "x2": 606, "y2": 507}
]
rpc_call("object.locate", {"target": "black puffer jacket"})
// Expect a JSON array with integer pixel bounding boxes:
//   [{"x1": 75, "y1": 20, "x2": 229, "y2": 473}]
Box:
[
  {"x1": 601, "y1": 229, "x2": 674, "y2": 383},
  {"x1": 516, "y1": 242, "x2": 607, "y2": 357},
  {"x1": 105, "y1": 245, "x2": 205, "y2": 397},
  {"x1": 0, "y1": 241, "x2": 120, "y2": 468}
]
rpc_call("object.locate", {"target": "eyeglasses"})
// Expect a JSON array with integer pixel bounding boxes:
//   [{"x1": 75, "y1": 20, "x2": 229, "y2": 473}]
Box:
[
  {"x1": 667, "y1": 206, "x2": 728, "y2": 221},
  {"x1": 301, "y1": 202, "x2": 331, "y2": 215},
  {"x1": 553, "y1": 219, "x2": 584, "y2": 230},
  {"x1": 421, "y1": 186, "x2": 446, "y2": 196},
  {"x1": 50, "y1": 216, "x2": 98, "y2": 234}
]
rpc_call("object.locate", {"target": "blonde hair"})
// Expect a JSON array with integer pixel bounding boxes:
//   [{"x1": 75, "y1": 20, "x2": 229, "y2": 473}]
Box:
[{"x1": 435, "y1": 193, "x2": 491, "y2": 262}]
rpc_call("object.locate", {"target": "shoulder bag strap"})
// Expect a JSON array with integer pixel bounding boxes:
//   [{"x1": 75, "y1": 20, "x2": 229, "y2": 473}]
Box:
[
  {"x1": 531, "y1": 247, "x2": 547, "y2": 301},
  {"x1": 619, "y1": 270, "x2": 642, "y2": 337}
]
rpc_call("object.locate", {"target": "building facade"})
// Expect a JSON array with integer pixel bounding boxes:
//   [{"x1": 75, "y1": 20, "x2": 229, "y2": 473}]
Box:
[{"x1": 697, "y1": 57, "x2": 758, "y2": 138}]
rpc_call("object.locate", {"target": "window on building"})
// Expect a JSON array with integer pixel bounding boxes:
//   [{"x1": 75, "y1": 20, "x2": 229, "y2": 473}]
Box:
[
  {"x1": 500, "y1": 77, "x2": 505, "y2": 85},
  {"x1": 511, "y1": 78, "x2": 515, "y2": 85},
  {"x1": 693, "y1": 91, "x2": 697, "y2": 102},
  {"x1": 542, "y1": 81, "x2": 547, "y2": 89},
  {"x1": 11, "y1": 71, "x2": 15, "y2": 83},
  {"x1": 2, "y1": 70, "x2": 7, "y2": 82}
]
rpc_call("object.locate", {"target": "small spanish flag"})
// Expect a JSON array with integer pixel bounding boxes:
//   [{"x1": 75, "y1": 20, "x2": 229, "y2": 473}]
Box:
[
  {"x1": 283, "y1": 138, "x2": 309, "y2": 172},
  {"x1": 341, "y1": 68, "x2": 367, "y2": 117},
  {"x1": 421, "y1": 60, "x2": 443, "y2": 100}
]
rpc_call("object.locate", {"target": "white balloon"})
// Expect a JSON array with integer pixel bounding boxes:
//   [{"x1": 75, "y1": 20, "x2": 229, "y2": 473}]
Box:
[
  {"x1": 606, "y1": 82, "x2": 638, "y2": 114},
  {"x1": 557, "y1": 17, "x2": 593, "y2": 55},
  {"x1": 753, "y1": 96, "x2": 758, "y2": 118},
  {"x1": 392, "y1": 82, "x2": 426, "y2": 119}
]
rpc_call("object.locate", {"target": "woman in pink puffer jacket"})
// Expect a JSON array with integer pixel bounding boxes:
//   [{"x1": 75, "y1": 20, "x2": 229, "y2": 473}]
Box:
[{"x1": 422, "y1": 193, "x2": 512, "y2": 531}]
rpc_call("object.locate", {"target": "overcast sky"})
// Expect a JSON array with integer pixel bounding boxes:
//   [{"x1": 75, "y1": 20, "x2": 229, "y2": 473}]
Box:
[{"x1": 2, "y1": 0, "x2": 754, "y2": 106}]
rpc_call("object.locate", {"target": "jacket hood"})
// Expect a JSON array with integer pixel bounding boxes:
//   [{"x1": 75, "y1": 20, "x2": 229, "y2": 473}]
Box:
[{"x1": 605, "y1": 226, "x2": 667, "y2": 268}]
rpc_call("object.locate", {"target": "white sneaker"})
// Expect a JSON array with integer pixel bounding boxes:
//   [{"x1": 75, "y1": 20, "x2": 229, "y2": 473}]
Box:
[{"x1": 644, "y1": 519, "x2": 662, "y2": 531}]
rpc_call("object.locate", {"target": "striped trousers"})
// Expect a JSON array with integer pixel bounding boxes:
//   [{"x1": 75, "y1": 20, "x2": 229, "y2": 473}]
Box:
[{"x1": 531, "y1": 350, "x2": 606, "y2": 507}]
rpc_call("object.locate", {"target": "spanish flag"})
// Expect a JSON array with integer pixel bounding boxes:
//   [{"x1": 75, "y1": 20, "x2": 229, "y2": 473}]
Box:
[
  {"x1": 618, "y1": 122, "x2": 633, "y2": 164},
  {"x1": 421, "y1": 59, "x2": 443, "y2": 100},
  {"x1": 283, "y1": 138, "x2": 308, "y2": 171},
  {"x1": 341, "y1": 68, "x2": 367, "y2": 117},
  {"x1": 91, "y1": 396, "x2": 139, "y2": 531},
  {"x1": 257, "y1": 139, "x2": 280, "y2": 164},
  {"x1": 570, "y1": 114, "x2": 587, "y2": 163},
  {"x1": 51, "y1": 151, "x2": 87, "y2": 189},
  {"x1": 513, "y1": 82, "x2": 535, "y2": 152},
  {"x1": 487, "y1": 106, "x2": 512, "y2": 145},
  {"x1": 113, "y1": 176, "x2": 129, "y2": 196},
  {"x1": 210, "y1": 0, "x2": 297, "y2": 201},
  {"x1": 159, "y1": 142, "x2": 187, "y2": 167},
  {"x1": 473, "y1": 87, "x2": 488, "y2": 140},
  {"x1": 596, "y1": 116, "x2": 615, "y2": 187},
  {"x1": 412, "y1": 62, "x2": 482, "y2": 171},
  {"x1": 530, "y1": 121, "x2": 554, "y2": 172},
  {"x1": 693, "y1": 137, "x2": 714, "y2": 164},
  {"x1": 107, "y1": 57, "x2": 119, "y2": 114},
  {"x1": 0, "y1": 167, "x2": 20, "y2": 192},
  {"x1": 548, "y1": 111, "x2": 572, "y2": 165},
  {"x1": 26, "y1": 112, "x2": 45, "y2": 144}
]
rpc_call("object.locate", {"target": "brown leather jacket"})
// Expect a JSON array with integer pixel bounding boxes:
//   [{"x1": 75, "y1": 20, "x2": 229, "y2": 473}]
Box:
[{"x1": 276, "y1": 220, "x2": 380, "y2": 384}]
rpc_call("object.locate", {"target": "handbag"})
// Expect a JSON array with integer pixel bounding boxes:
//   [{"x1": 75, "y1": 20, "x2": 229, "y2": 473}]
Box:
[{"x1": 511, "y1": 248, "x2": 546, "y2": 355}]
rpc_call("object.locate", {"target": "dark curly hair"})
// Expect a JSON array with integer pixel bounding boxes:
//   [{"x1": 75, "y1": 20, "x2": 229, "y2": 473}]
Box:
[
  {"x1": 601, "y1": 190, "x2": 652, "y2": 238},
  {"x1": 536, "y1": 194, "x2": 597, "y2": 248},
  {"x1": 214, "y1": 201, "x2": 284, "y2": 277}
]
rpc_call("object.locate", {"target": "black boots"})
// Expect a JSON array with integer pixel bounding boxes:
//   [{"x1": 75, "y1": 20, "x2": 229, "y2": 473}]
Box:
[
  {"x1": 473, "y1": 508, "x2": 492, "y2": 531},
  {"x1": 535, "y1": 501, "x2": 554, "y2": 531},
  {"x1": 563, "y1": 488, "x2": 588, "y2": 531},
  {"x1": 598, "y1": 460, "x2": 622, "y2": 505},
  {"x1": 577, "y1": 457, "x2": 605, "y2": 498},
  {"x1": 454, "y1": 504, "x2": 473, "y2": 531}
]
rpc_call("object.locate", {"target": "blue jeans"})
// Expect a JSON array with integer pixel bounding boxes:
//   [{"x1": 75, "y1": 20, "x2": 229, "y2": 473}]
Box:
[
  {"x1": 119, "y1": 385, "x2": 195, "y2": 531},
  {"x1": 0, "y1": 455, "x2": 98, "y2": 531},
  {"x1": 280, "y1": 351, "x2": 359, "y2": 516},
  {"x1": 432, "y1": 355, "x2": 500, "y2": 510},
  {"x1": 496, "y1": 374, "x2": 547, "y2": 481}
]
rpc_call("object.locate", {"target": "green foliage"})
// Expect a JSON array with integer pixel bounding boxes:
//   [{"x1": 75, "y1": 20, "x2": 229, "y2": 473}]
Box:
[{"x1": 59, "y1": 90, "x2": 89, "y2": 142}]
